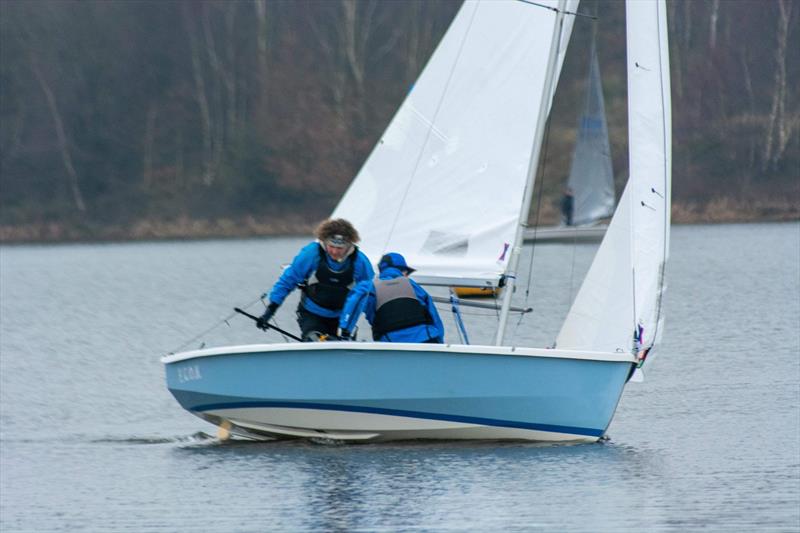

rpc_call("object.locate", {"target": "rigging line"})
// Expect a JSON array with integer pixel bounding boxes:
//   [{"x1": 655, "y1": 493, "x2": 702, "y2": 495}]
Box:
[
  {"x1": 165, "y1": 295, "x2": 263, "y2": 356},
  {"x1": 270, "y1": 317, "x2": 292, "y2": 343},
  {"x1": 567, "y1": 224, "x2": 578, "y2": 311},
  {"x1": 523, "y1": 94, "x2": 555, "y2": 306},
  {"x1": 516, "y1": 0, "x2": 596, "y2": 19},
  {"x1": 511, "y1": 294, "x2": 527, "y2": 341},
  {"x1": 445, "y1": 308, "x2": 528, "y2": 317},
  {"x1": 431, "y1": 302, "x2": 529, "y2": 315},
  {"x1": 515, "y1": 93, "x2": 556, "y2": 344},
  {"x1": 256, "y1": 296, "x2": 296, "y2": 343},
  {"x1": 380, "y1": 3, "x2": 480, "y2": 253}
]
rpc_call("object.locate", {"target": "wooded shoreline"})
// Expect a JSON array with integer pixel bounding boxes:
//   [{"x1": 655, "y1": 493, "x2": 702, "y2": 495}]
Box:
[
  {"x1": 2, "y1": 1, "x2": 797, "y2": 243},
  {"x1": 2, "y1": 198, "x2": 796, "y2": 244}
]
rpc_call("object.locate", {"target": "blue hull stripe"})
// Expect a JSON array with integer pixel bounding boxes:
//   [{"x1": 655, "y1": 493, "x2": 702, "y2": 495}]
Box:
[{"x1": 192, "y1": 400, "x2": 605, "y2": 438}]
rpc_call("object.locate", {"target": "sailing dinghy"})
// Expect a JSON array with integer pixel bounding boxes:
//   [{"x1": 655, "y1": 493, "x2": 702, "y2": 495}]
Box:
[
  {"x1": 523, "y1": 25, "x2": 616, "y2": 244},
  {"x1": 162, "y1": 0, "x2": 671, "y2": 443}
]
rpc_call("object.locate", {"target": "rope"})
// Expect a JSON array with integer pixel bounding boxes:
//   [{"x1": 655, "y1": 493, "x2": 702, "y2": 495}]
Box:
[
  {"x1": 449, "y1": 291, "x2": 471, "y2": 345},
  {"x1": 511, "y1": 88, "x2": 556, "y2": 343},
  {"x1": 165, "y1": 296, "x2": 264, "y2": 355},
  {"x1": 566, "y1": 228, "x2": 578, "y2": 311}
]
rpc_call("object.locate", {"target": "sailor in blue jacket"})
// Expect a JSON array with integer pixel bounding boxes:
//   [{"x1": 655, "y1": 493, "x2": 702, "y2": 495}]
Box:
[
  {"x1": 338, "y1": 252, "x2": 444, "y2": 343},
  {"x1": 257, "y1": 218, "x2": 374, "y2": 341}
]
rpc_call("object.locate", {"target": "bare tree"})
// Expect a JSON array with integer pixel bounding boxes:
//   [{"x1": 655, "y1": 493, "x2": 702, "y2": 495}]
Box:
[
  {"x1": 143, "y1": 102, "x2": 157, "y2": 190},
  {"x1": 740, "y1": 48, "x2": 756, "y2": 174},
  {"x1": 254, "y1": 0, "x2": 270, "y2": 104},
  {"x1": 183, "y1": 3, "x2": 215, "y2": 185},
  {"x1": 763, "y1": 0, "x2": 795, "y2": 171},
  {"x1": 201, "y1": 3, "x2": 238, "y2": 141},
  {"x1": 0, "y1": 101, "x2": 26, "y2": 165},
  {"x1": 29, "y1": 53, "x2": 86, "y2": 212},
  {"x1": 709, "y1": 0, "x2": 720, "y2": 50},
  {"x1": 309, "y1": 0, "x2": 398, "y2": 131}
]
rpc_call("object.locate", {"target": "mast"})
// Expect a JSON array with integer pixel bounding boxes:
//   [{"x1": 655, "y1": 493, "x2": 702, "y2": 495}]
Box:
[{"x1": 495, "y1": 0, "x2": 567, "y2": 346}]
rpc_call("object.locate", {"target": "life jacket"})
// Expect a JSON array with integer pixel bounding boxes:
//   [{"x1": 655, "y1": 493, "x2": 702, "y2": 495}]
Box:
[
  {"x1": 301, "y1": 245, "x2": 357, "y2": 311},
  {"x1": 372, "y1": 276, "x2": 431, "y2": 340}
]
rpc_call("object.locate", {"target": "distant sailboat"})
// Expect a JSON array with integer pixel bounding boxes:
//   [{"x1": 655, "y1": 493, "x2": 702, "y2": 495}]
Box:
[
  {"x1": 163, "y1": 0, "x2": 671, "y2": 443},
  {"x1": 524, "y1": 31, "x2": 615, "y2": 243}
]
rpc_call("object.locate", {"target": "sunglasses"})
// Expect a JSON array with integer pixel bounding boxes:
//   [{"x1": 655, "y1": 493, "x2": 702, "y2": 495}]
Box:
[{"x1": 326, "y1": 238, "x2": 350, "y2": 249}]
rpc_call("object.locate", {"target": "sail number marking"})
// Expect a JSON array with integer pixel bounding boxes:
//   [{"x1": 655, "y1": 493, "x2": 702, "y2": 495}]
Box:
[{"x1": 177, "y1": 365, "x2": 203, "y2": 383}]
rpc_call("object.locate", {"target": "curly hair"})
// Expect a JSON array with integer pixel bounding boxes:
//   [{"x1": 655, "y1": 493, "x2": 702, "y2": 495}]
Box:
[{"x1": 314, "y1": 218, "x2": 360, "y2": 243}]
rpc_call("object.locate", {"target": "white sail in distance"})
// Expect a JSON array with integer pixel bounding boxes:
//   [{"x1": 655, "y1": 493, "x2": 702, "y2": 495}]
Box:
[
  {"x1": 567, "y1": 41, "x2": 615, "y2": 226},
  {"x1": 333, "y1": 0, "x2": 578, "y2": 287}
]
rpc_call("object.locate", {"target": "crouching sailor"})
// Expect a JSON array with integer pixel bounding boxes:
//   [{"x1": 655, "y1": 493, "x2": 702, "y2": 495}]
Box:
[
  {"x1": 257, "y1": 218, "x2": 374, "y2": 341},
  {"x1": 338, "y1": 252, "x2": 444, "y2": 343}
]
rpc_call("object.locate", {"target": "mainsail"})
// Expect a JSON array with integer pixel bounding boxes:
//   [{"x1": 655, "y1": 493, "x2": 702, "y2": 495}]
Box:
[
  {"x1": 566, "y1": 40, "x2": 615, "y2": 226},
  {"x1": 333, "y1": 0, "x2": 578, "y2": 288},
  {"x1": 556, "y1": 0, "x2": 671, "y2": 358}
]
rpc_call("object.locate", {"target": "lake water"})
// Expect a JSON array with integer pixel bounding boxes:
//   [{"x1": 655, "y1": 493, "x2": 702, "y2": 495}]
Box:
[{"x1": 1, "y1": 222, "x2": 798, "y2": 532}]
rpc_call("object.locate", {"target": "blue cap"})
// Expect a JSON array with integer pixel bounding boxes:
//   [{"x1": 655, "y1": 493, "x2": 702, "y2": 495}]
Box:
[{"x1": 378, "y1": 252, "x2": 415, "y2": 274}]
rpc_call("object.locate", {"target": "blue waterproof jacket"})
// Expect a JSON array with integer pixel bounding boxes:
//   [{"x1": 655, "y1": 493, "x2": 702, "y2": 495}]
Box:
[
  {"x1": 339, "y1": 267, "x2": 445, "y2": 343},
  {"x1": 267, "y1": 242, "x2": 374, "y2": 318}
]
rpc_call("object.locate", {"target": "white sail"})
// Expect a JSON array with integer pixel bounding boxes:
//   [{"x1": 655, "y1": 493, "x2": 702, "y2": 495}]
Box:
[
  {"x1": 627, "y1": 0, "x2": 672, "y2": 352},
  {"x1": 555, "y1": 183, "x2": 634, "y2": 353},
  {"x1": 333, "y1": 0, "x2": 577, "y2": 287},
  {"x1": 567, "y1": 42, "x2": 615, "y2": 226},
  {"x1": 556, "y1": 0, "x2": 671, "y2": 357}
]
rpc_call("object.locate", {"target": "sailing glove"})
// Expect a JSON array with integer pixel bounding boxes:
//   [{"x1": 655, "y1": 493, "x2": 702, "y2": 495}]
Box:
[{"x1": 256, "y1": 302, "x2": 279, "y2": 330}]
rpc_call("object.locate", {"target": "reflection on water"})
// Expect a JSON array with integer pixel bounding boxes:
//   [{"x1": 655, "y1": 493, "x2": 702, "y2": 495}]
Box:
[
  {"x1": 167, "y1": 437, "x2": 650, "y2": 531},
  {"x1": 1, "y1": 223, "x2": 799, "y2": 531}
]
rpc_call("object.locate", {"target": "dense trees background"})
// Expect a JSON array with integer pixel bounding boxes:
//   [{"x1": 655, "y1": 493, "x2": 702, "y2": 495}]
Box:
[{"x1": 0, "y1": 0, "x2": 797, "y2": 241}]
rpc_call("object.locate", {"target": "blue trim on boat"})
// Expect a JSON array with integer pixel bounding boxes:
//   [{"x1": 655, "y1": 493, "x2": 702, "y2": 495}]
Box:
[{"x1": 192, "y1": 400, "x2": 605, "y2": 437}]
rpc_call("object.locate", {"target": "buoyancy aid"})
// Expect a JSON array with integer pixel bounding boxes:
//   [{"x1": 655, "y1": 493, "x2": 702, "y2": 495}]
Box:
[
  {"x1": 372, "y1": 276, "x2": 431, "y2": 339},
  {"x1": 301, "y1": 245, "x2": 356, "y2": 311}
]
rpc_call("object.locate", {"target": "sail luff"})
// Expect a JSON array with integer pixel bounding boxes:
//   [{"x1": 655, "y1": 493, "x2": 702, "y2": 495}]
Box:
[{"x1": 495, "y1": 0, "x2": 568, "y2": 346}]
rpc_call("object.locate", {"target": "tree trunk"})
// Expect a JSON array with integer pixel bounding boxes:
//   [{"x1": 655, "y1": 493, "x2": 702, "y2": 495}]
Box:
[
  {"x1": 740, "y1": 48, "x2": 756, "y2": 177},
  {"x1": 183, "y1": 4, "x2": 215, "y2": 185},
  {"x1": 762, "y1": 0, "x2": 792, "y2": 171},
  {"x1": 0, "y1": 102, "x2": 26, "y2": 164},
  {"x1": 143, "y1": 102, "x2": 157, "y2": 190},
  {"x1": 201, "y1": 4, "x2": 238, "y2": 140},
  {"x1": 29, "y1": 55, "x2": 86, "y2": 212},
  {"x1": 709, "y1": 0, "x2": 720, "y2": 50},
  {"x1": 405, "y1": 1, "x2": 421, "y2": 82},
  {"x1": 224, "y1": 4, "x2": 239, "y2": 135},
  {"x1": 176, "y1": 129, "x2": 184, "y2": 190},
  {"x1": 254, "y1": 0, "x2": 269, "y2": 108}
]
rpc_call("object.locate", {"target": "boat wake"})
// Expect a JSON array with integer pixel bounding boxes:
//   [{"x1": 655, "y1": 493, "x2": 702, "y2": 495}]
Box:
[{"x1": 91, "y1": 431, "x2": 217, "y2": 445}]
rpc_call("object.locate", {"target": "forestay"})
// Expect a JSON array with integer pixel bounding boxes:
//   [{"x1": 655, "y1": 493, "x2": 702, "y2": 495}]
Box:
[
  {"x1": 333, "y1": 0, "x2": 578, "y2": 288},
  {"x1": 556, "y1": 0, "x2": 671, "y2": 359}
]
